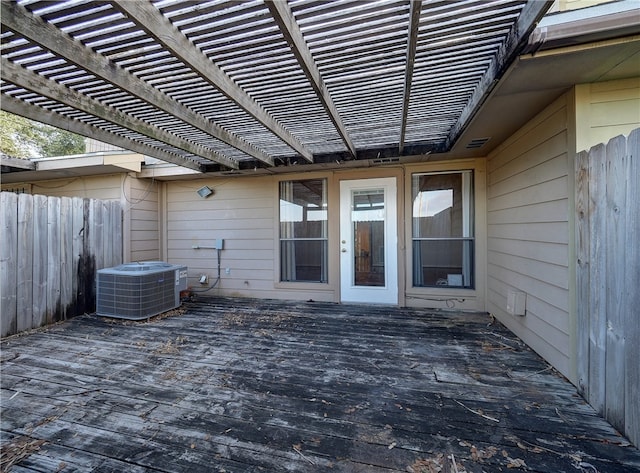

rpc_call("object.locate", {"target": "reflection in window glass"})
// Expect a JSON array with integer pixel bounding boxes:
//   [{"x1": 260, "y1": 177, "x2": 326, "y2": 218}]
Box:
[
  {"x1": 352, "y1": 189, "x2": 385, "y2": 287},
  {"x1": 412, "y1": 171, "x2": 474, "y2": 288},
  {"x1": 279, "y1": 179, "x2": 328, "y2": 283}
]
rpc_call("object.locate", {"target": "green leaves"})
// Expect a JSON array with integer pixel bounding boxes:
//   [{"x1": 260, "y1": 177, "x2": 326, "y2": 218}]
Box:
[{"x1": 0, "y1": 111, "x2": 85, "y2": 158}]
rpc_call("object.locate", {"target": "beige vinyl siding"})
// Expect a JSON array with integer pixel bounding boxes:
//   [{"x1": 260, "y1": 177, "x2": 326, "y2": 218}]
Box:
[
  {"x1": 85, "y1": 138, "x2": 122, "y2": 153},
  {"x1": 487, "y1": 92, "x2": 572, "y2": 379},
  {"x1": 165, "y1": 176, "x2": 336, "y2": 301},
  {"x1": 29, "y1": 175, "x2": 122, "y2": 200},
  {"x1": 11, "y1": 174, "x2": 160, "y2": 264},
  {"x1": 125, "y1": 176, "x2": 159, "y2": 262},
  {"x1": 553, "y1": 0, "x2": 612, "y2": 12},
  {"x1": 576, "y1": 78, "x2": 640, "y2": 152}
]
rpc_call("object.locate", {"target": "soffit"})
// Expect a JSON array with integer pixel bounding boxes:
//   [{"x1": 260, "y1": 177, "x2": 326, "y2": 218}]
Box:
[
  {"x1": 1, "y1": 0, "x2": 550, "y2": 173},
  {"x1": 450, "y1": 0, "x2": 640, "y2": 159}
]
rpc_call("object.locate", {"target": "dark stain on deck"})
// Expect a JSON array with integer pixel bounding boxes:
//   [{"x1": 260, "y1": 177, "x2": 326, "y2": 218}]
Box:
[{"x1": 1, "y1": 297, "x2": 639, "y2": 472}]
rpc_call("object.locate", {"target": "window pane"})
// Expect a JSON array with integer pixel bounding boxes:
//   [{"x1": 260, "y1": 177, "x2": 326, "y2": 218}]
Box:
[
  {"x1": 412, "y1": 172, "x2": 473, "y2": 238},
  {"x1": 412, "y1": 239, "x2": 474, "y2": 288},
  {"x1": 412, "y1": 171, "x2": 474, "y2": 289},
  {"x1": 280, "y1": 180, "x2": 327, "y2": 238},
  {"x1": 280, "y1": 240, "x2": 327, "y2": 282},
  {"x1": 279, "y1": 179, "x2": 328, "y2": 283}
]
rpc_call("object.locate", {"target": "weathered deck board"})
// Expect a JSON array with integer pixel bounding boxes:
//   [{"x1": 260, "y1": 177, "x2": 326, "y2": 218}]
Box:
[{"x1": 2, "y1": 297, "x2": 639, "y2": 472}]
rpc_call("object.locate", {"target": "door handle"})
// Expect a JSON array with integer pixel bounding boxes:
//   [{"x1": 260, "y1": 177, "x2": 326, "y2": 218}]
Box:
[{"x1": 341, "y1": 248, "x2": 347, "y2": 253}]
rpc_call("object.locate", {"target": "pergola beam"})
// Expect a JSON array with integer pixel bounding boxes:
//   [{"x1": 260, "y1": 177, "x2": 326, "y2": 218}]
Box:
[
  {"x1": 399, "y1": 0, "x2": 422, "y2": 154},
  {"x1": 445, "y1": 0, "x2": 554, "y2": 150},
  {"x1": 0, "y1": 155, "x2": 36, "y2": 170},
  {"x1": 1, "y1": 59, "x2": 238, "y2": 170},
  {"x1": 1, "y1": 95, "x2": 205, "y2": 173},
  {"x1": 1, "y1": 1, "x2": 273, "y2": 167},
  {"x1": 113, "y1": 0, "x2": 314, "y2": 163},
  {"x1": 265, "y1": 0, "x2": 357, "y2": 159}
]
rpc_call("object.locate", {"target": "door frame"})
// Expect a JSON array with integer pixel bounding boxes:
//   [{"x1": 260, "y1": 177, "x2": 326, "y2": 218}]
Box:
[{"x1": 339, "y1": 177, "x2": 398, "y2": 304}]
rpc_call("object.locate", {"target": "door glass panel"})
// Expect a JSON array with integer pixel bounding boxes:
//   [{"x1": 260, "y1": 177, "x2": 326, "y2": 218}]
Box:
[{"x1": 352, "y1": 189, "x2": 385, "y2": 287}]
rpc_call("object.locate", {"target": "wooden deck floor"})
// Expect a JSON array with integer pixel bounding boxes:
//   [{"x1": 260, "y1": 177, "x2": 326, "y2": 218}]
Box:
[{"x1": 1, "y1": 297, "x2": 639, "y2": 473}]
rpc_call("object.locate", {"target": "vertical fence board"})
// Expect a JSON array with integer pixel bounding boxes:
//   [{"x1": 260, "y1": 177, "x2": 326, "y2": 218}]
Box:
[
  {"x1": 587, "y1": 142, "x2": 607, "y2": 415},
  {"x1": 93, "y1": 199, "x2": 104, "y2": 315},
  {"x1": 1, "y1": 192, "x2": 123, "y2": 337},
  {"x1": 1, "y1": 192, "x2": 18, "y2": 337},
  {"x1": 32, "y1": 194, "x2": 48, "y2": 328},
  {"x1": 575, "y1": 150, "x2": 590, "y2": 398},
  {"x1": 89, "y1": 199, "x2": 102, "y2": 313},
  {"x1": 77, "y1": 199, "x2": 92, "y2": 316},
  {"x1": 60, "y1": 197, "x2": 73, "y2": 320},
  {"x1": 103, "y1": 200, "x2": 113, "y2": 268},
  {"x1": 46, "y1": 197, "x2": 61, "y2": 324},
  {"x1": 604, "y1": 135, "x2": 627, "y2": 429},
  {"x1": 91, "y1": 199, "x2": 104, "y2": 272},
  {"x1": 576, "y1": 129, "x2": 640, "y2": 448},
  {"x1": 71, "y1": 197, "x2": 84, "y2": 317},
  {"x1": 114, "y1": 203, "x2": 123, "y2": 266},
  {"x1": 624, "y1": 129, "x2": 640, "y2": 447},
  {"x1": 17, "y1": 194, "x2": 34, "y2": 333}
]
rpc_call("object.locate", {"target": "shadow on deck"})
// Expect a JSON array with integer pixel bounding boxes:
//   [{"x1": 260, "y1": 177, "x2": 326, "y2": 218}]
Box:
[{"x1": 1, "y1": 297, "x2": 639, "y2": 472}]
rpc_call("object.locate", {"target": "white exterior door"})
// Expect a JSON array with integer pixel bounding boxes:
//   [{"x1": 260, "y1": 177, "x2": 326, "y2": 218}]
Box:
[{"x1": 339, "y1": 178, "x2": 398, "y2": 304}]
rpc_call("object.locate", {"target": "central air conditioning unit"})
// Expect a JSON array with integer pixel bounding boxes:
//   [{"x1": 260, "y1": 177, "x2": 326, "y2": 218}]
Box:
[{"x1": 96, "y1": 261, "x2": 188, "y2": 320}]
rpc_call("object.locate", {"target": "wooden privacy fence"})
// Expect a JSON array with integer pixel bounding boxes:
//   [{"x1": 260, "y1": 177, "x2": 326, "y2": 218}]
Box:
[
  {"x1": 1, "y1": 192, "x2": 122, "y2": 337},
  {"x1": 576, "y1": 128, "x2": 639, "y2": 448}
]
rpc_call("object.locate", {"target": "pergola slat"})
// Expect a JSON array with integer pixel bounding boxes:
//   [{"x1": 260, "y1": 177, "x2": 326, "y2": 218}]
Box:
[
  {"x1": 265, "y1": 0, "x2": 356, "y2": 158},
  {"x1": 1, "y1": 58, "x2": 239, "y2": 169},
  {"x1": 112, "y1": 0, "x2": 312, "y2": 163},
  {"x1": 1, "y1": 94, "x2": 204, "y2": 172},
  {"x1": 1, "y1": 0, "x2": 552, "y2": 169},
  {"x1": 1, "y1": 1, "x2": 274, "y2": 167}
]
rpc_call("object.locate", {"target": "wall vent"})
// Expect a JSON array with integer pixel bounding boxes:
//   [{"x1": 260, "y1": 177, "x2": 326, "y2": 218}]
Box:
[
  {"x1": 97, "y1": 262, "x2": 188, "y2": 320},
  {"x1": 371, "y1": 157, "x2": 400, "y2": 164},
  {"x1": 506, "y1": 289, "x2": 527, "y2": 316},
  {"x1": 466, "y1": 137, "x2": 491, "y2": 149}
]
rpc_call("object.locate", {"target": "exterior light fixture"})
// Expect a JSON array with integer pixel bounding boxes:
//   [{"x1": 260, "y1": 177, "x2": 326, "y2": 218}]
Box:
[{"x1": 196, "y1": 185, "x2": 214, "y2": 198}]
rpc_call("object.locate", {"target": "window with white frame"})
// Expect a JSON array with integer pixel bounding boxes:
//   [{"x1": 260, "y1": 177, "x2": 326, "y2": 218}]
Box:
[
  {"x1": 279, "y1": 179, "x2": 328, "y2": 283},
  {"x1": 412, "y1": 171, "x2": 474, "y2": 288}
]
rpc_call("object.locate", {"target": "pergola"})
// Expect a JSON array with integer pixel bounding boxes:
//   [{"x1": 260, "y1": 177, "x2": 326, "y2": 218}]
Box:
[{"x1": 1, "y1": 0, "x2": 552, "y2": 173}]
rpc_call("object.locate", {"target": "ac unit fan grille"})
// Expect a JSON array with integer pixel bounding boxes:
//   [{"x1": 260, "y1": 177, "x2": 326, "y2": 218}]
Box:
[{"x1": 96, "y1": 262, "x2": 187, "y2": 320}]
